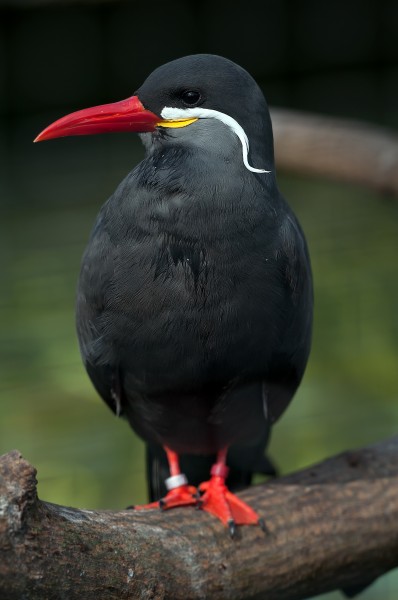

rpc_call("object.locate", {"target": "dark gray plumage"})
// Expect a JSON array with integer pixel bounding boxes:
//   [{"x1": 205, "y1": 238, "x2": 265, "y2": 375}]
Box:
[{"x1": 75, "y1": 55, "x2": 313, "y2": 498}]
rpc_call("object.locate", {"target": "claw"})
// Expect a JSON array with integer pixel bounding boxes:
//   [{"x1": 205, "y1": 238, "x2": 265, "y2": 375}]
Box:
[
  {"x1": 228, "y1": 519, "x2": 236, "y2": 538},
  {"x1": 258, "y1": 517, "x2": 269, "y2": 534},
  {"x1": 195, "y1": 499, "x2": 204, "y2": 510}
]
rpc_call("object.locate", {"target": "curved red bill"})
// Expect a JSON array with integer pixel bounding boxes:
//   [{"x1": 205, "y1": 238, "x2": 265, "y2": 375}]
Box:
[{"x1": 34, "y1": 95, "x2": 160, "y2": 142}]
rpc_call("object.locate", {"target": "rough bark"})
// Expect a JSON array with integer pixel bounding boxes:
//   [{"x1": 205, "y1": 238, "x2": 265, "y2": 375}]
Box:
[
  {"x1": 271, "y1": 108, "x2": 398, "y2": 196},
  {"x1": 1, "y1": 437, "x2": 398, "y2": 600}
]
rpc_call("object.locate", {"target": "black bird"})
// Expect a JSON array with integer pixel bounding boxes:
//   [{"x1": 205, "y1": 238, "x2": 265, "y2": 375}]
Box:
[{"x1": 35, "y1": 54, "x2": 313, "y2": 532}]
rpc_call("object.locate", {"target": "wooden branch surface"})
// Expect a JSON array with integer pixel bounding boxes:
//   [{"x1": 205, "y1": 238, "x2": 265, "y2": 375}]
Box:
[
  {"x1": 1, "y1": 437, "x2": 398, "y2": 599},
  {"x1": 271, "y1": 108, "x2": 398, "y2": 196}
]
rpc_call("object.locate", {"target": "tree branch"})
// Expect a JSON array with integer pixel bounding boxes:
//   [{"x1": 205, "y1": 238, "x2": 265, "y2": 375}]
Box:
[
  {"x1": 1, "y1": 437, "x2": 398, "y2": 599},
  {"x1": 271, "y1": 108, "x2": 398, "y2": 196}
]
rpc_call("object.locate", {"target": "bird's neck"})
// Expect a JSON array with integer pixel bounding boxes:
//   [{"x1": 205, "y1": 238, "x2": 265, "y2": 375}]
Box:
[
  {"x1": 139, "y1": 123, "x2": 277, "y2": 195},
  {"x1": 129, "y1": 140, "x2": 281, "y2": 245}
]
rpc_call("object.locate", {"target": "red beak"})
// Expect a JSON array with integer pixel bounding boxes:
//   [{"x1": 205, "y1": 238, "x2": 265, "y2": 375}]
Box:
[{"x1": 34, "y1": 95, "x2": 160, "y2": 142}]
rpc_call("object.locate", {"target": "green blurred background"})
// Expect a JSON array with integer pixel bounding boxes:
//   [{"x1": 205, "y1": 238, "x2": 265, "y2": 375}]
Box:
[{"x1": 1, "y1": 1, "x2": 397, "y2": 598}]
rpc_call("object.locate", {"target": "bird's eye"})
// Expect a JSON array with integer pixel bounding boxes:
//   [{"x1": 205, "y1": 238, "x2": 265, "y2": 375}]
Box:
[{"x1": 181, "y1": 90, "x2": 201, "y2": 106}]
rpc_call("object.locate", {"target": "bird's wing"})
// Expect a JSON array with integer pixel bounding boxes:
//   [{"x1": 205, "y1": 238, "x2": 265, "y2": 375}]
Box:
[
  {"x1": 76, "y1": 205, "x2": 126, "y2": 416},
  {"x1": 263, "y1": 208, "x2": 313, "y2": 423}
]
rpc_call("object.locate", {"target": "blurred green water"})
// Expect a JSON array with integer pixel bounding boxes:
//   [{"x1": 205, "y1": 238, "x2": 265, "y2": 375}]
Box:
[{"x1": 1, "y1": 131, "x2": 397, "y2": 599}]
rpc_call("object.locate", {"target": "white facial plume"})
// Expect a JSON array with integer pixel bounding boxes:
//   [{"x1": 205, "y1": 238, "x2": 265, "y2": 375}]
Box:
[{"x1": 160, "y1": 107, "x2": 271, "y2": 174}]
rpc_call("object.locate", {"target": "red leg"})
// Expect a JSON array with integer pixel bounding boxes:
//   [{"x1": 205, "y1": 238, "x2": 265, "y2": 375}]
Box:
[
  {"x1": 198, "y1": 448, "x2": 265, "y2": 535},
  {"x1": 134, "y1": 446, "x2": 198, "y2": 511}
]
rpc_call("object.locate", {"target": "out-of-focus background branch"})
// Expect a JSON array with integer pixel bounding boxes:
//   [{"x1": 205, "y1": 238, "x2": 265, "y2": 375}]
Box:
[
  {"x1": 272, "y1": 109, "x2": 398, "y2": 196},
  {"x1": 1, "y1": 2, "x2": 397, "y2": 599}
]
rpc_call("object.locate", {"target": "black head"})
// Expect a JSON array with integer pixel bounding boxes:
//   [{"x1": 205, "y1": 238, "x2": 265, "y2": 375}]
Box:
[{"x1": 136, "y1": 54, "x2": 275, "y2": 172}]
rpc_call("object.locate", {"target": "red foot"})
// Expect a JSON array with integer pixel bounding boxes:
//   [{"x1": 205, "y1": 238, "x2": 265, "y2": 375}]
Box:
[
  {"x1": 199, "y1": 476, "x2": 262, "y2": 534},
  {"x1": 134, "y1": 484, "x2": 198, "y2": 511}
]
